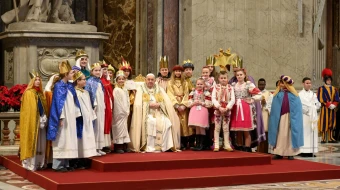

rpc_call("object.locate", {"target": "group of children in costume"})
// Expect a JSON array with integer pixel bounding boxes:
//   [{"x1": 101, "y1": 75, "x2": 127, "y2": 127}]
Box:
[{"x1": 18, "y1": 48, "x2": 339, "y2": 172}]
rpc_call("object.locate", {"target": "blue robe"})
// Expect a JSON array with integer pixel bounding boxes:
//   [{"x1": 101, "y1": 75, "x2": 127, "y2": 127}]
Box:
[
  {"x1": 47, "y1": 80, "x2": 83, "y2": 141},
  {"x1": 85, "y1": 76, "x2": 104, "y2": 108},
  {"x1": 268, "y1": 91, "x2": 304, "y2": 149}
]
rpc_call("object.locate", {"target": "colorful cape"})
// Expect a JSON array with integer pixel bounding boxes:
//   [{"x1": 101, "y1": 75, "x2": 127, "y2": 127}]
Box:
[
  {"x1": 47, "y1": 80, "x2": 83, "y2": 141},
  {"x1": 268, "y1": 91, "x2": 304, "y2": 149}
]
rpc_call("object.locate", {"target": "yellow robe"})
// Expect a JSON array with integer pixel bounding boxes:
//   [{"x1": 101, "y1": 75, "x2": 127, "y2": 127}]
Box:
[
  {"x1": 20, "y1": 89, "x2": 47, "y2": 161},
  {"x1": 167, "y1": 79, "x2": 193, "y2": 137},
  {"x1": 185, "y1": 77, "x2": 194, "y2": 92}
]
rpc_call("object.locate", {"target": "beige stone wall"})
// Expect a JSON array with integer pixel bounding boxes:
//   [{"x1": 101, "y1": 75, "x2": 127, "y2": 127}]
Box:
[{"x1": 180, "y1": 0, "x2": 321, "y2": 90}]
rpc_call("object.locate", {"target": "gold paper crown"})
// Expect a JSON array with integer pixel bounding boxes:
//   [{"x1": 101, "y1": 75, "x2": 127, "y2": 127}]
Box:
[
  {"x1": 214, "y1": 48, "x2": 243, "y2": 71},
  {"x1": 90, "y1": 62, "x2": 102, "y2": 70},
  {"x1": 100, "y1": 60, "x2": 108, "y2": 67},
  {"x1": 159, "y1": 56, "x2": 168, "y2": 68},
  {"x1": 118, "y1": 56, "x2": 131, "y2": 70},
  {"x1": 206, "y1": 56, "x2": 216, "y2": 66},
  {"x1": 116, "y1": 70, "x2": 125, "y2": 78},
  {"x1": 29, "y1": 70, "x2": 40, "y2": 79},
  {"x1": 108, "y1": 64, "x2": 115, "y2": 72},
  {"x1": 75, "y1": 49, "x2": 88, "y2": 60},
  {"x1": 59, "y1": 60, "x2": 72, "y2": 74},
  {"x1": 73, "y1": 71, "x2": 84, "y2": 81},
  {"x1": 183, "y1": 59, "x2": 192, "y2": 65}
]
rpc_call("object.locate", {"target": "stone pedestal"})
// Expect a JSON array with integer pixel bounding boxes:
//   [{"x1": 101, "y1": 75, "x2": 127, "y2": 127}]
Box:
[{"x1": 0, "y1": 22, "x2": 109, "y2": 86}]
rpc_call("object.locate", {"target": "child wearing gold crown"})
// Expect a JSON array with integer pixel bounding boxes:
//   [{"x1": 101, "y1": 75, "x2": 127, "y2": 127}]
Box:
[
  {"x1": 187, "y1": 78, "x2": 212, "y2": 151},
  {"x1": 108, "y1": 64, "x2": 116, "y2": 88},
  {"x1": 167, "y1": 65, "x2": 192, "y2": 150},
  {"x1": 20, "y1": 71, "x2": 48, "y2": 171},
  {"x1": 156, "y1": 56, "x2": 171, "y2": 91},
  {"x1": 212, "y1": 68, "x2": 235, "y2": 152},
  {"x1": 317, "y1": 68, "x2": 339, "y2": 143},
  {"x1": 100, "y1": 61, "x2": 114, "y2": 153},
  {"x1": 183, "y1": 59, "x2": 195, "y2": 148},
  {"x1": 112, "y1": 70, "x2": 131, "y2": 153},
  {"x1": 73, "y1": 71, "x2": 98, "y2": 168},
  {"x1": 119, "y1": 57, "x2": 136, "y2": 134},
  {"x1": 47, "y1": 61, "x2": 82, "y2": 172},
  {"x1": 84, "y1": 62, "x2": 107, "y2": 156},
  {"x1": 269, "y1": 75, "x2": 303, "y2": 160},
  {"x1": 75, "y1": 50, "x2": 91, "y2": 80}
]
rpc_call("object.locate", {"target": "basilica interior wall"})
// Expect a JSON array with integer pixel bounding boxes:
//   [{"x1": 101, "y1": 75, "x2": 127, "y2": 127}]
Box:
[{"x1": 179, "y1": 0, "x2": 320, "y2": 90}]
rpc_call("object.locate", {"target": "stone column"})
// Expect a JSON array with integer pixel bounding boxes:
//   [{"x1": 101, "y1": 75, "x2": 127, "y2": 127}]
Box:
[{"x1": 163, "y1": 0, "x2": 179, "y2": 69}]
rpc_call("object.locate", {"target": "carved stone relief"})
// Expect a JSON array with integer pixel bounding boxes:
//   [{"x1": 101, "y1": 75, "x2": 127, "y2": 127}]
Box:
[
  {"x1": 37, "y1": 47, "x2": 81, "y2": 79},
  {"x1": 4, "y1": 49, "x2": 14, "y2": 84}
]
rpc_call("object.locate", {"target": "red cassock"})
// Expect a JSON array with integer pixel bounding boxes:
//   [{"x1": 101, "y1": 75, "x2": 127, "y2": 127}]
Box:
[{"x1": 101, "y1": 77, "x2": 114, "y2": 134}]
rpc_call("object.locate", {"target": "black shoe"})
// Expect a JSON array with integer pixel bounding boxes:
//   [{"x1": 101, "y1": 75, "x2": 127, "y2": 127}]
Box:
[
  {"x1": 190, "y1": 135, "x2": 200, "y2": 150},
  {"x1": 181, "y1": 137, "x2": 188, "y2": 150},
  {"x1": 193, "y1": 135, "x2": 204, "y2": 151},
  {"x1": 67, "y1": 167, "x2": 75, "y2": 171},
  {"x1": 329, "y1": 140, "x2": 338, "y2": 143},
  {"x1": 321, "y1": 141, "x2": 326, "y2": 144},
  {"x1": 287, "y1": 156, "x2": 294, "y2": 160},
  {"x1": 54, "y1": 168, "x2": 68, "y2": 172},
  {"x1": 233, "y1": 145, "x2": 242, "y2": 151},
  {"x1": 189, "y1": 135, "x2": 196, "y2": 148},
  {"x1": 102, "y1": 147, "x2": 112, "y2": 153},
  {"x1": 272, "y1": 155, "x2": 283, "y2": 160},
  {"x1": 244, "y1": 147, "x2": 252, "y2": 152},
  {"x1": 115, "y1": 149, "x2": 124, "y2": 154},
  {"x1": 123, "y1": 144, "x2": 132, "y2": 153}
]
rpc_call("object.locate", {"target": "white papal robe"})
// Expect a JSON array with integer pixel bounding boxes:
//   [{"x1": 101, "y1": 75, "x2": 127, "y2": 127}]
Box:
[
  {"x1": 112, "y1": 86, "x2": 131, "y2": 144},
  {"x1": 52, "y1": 91, "x2": 81, "y2": 158},
  {"x1": 299, "y1": 89, "x2": 321, "y2": 153},
  {"x1": 76, "y1": 89, "x2": 98, "y2": 158},
  {"x1": 94, "y1": 84, "x2": 106, "y2": 149},
  {"x1": 129, "y1": 83, "x2": 181, "y2": 152}
]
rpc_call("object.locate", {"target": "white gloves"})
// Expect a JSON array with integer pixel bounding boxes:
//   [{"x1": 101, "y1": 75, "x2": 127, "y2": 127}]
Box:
[
  {"x1": 40, "y1": 114, "x2": 47, "y2": 129},
  {"x1": 329, "y1": 104, "x2": 336, "y2": 110}
]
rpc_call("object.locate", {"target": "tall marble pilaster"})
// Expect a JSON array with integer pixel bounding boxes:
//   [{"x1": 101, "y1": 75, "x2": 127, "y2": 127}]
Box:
[
  {"x1": 147, "y1": 0, "x2": 156, "y2": 74},
  {"x1": 163, "y1": 0, "x2": 179, "y2": 69}
]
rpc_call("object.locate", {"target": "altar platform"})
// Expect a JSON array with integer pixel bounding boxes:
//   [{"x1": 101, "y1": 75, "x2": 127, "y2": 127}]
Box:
[{"x1": 1, "y1": 150, "x2": 340, "y2": 190}]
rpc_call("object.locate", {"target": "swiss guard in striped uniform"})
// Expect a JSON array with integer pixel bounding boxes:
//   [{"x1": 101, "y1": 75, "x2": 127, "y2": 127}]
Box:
[{"x1": 317, "y1": 68, "x2": 339, "y2": 143}]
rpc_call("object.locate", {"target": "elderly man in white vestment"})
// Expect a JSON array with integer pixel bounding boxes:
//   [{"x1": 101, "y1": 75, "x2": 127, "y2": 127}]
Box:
[{"x1": 129, "y1": 73, "x2": 181, "y2": 152}]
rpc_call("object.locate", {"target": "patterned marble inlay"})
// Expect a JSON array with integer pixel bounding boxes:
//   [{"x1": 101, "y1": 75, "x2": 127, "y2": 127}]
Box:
[{"x1": 103, "y1": 0, "x2": 136, "y2": 74}]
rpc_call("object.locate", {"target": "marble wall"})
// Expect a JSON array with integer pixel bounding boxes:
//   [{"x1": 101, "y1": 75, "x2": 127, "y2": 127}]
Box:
[
  {"x1": 103, "y1": 0, "x2": 136, "y2": 73},
  {"x1": 180, "y1": 0, "x2": 319, "y2": 89}
]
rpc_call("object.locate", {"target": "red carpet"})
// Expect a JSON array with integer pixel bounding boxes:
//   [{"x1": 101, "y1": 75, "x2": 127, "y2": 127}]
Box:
[
  {"x1": 91, "y1": 151, "x2": 271, "y2": 172},
  {"x1": 2, "y1": 151, "x2": 340, "y2": 190}
]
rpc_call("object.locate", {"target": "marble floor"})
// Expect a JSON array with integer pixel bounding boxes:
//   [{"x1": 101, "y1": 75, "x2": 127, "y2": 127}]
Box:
[{"x1": 0, "y1": 143, "x2": 339, "y2": 190}]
